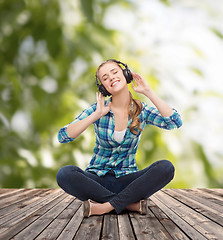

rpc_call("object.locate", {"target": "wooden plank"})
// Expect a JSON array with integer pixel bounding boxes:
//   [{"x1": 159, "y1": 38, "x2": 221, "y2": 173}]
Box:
[
  {"x1": 0, "y1": 189, "x2": 25, "y2": 200},
  {"x1": 0, "y1": 189, "x2": 14, "y2": 194},
  {"x1": 35, "y1": 199, "x2": 82, "y2": 240},
  {"x1": 163, "y1": 189, "x2": 223, "y2": 226},
  {"x1": 118, "y1": 213, "x2": 135, "y2": 240},
  {"x1": 0, "y1": 189, "x2": 60, "y2": 227},
  {"x1": 153, "y1": 190, "x2": 223, "y2": 239},
  {"x1": 195, "y1": 188, "x2": 223, "y2": 206},
  {"x1": 73, "y1": 215, "x2": 103, "y2": 240},
  {"x1": 0, "y1": 188, "x2": 222, "y2": 240},
  {"x1": 200, "y1": 189, "x2": 223, "y2": 199},
  {"x1": 5, "y1": 191, "x2": 68, "y2": 239},
  {"x1": 57, "y1": 202, "x2": 84, "y2": 240},
  {"x1": 147, "y1": 199, "x2": 190, "y2": 240},
  {"x1": 182, "y1": 188, "x2": 223, "y2": 206},
  {"x1": 150, "y1": 195, "x2": 206, "y2": 240},
  {"x1": 0, "y1": 189, "x2": 39, "y2": 209},
  {"x1": 177, "y1": 189, "x2": 223, "y2": 212},
  {"x1": 101, "y1": 214, "x2": 119, "y2": 240},
  {"x1": 201, "y1": 188, "x2": 223, "y2": 194},
  {"x1": 129, "y1": 206, "x2": 172, "y2": 239},
  {"x1": 11, "y1": 195, "x2": 74, "y2": 239},
  {"x1": 0, "y1": 189, "x2": 50, "y2": 218},
  {"x1": 0, "y1": 190, "x2": 65, "y2": 239}
]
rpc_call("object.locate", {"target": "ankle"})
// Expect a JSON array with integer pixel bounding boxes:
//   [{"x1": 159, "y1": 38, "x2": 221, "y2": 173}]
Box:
[
  {"x1": 90, "y1": 202, "x2": 114, "y2": 216},
  {"x1": 126, "y1": 201, "x2": 140, "y2": 213}
]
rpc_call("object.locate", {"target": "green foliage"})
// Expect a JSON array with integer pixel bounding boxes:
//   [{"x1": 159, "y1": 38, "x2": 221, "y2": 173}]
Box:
[
  {"x1": 0, "y1": 0, "x2": 126, "y2": 188},
  {"x1": 0, "y1": 0, "x2": 222, "y2": 189}
]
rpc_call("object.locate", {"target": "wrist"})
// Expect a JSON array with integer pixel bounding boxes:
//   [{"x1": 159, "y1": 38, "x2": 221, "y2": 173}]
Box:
[
  {"x1": 143, "y1": 88, "x2": 154, "y2": 99},
  {"x1": 92, "y1": 111, "x2": 101, "y2": 121}
]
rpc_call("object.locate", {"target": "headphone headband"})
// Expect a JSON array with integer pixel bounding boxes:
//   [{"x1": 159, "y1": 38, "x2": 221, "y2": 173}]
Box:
[
  {"x1": 109, "y1": 59, "x2": 127, "y2": 68},
  {"x1": 95, "y1": 59, "x2": 133, "y2": 97}
]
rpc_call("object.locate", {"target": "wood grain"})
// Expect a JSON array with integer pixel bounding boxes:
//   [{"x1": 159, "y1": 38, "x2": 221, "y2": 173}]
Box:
[{"x1": 0, "y1": 188, "x2": 222, "y2": 240}]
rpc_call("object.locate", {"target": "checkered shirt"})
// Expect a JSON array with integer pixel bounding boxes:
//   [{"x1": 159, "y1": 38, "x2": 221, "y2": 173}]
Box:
[{"x1": 58, "y1": 97, "x2": 182, "y2": 178}]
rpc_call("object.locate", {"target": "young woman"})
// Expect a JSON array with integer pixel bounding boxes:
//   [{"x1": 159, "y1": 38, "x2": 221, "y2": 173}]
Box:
[{"x1": 56, "y1": 59, "x2": 182, "y2": 217}]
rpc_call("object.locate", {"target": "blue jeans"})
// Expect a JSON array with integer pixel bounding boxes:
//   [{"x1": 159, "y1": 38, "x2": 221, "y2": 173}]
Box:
[{"x1": 56, "y1": 160, "x2": 175, "y2": 214}]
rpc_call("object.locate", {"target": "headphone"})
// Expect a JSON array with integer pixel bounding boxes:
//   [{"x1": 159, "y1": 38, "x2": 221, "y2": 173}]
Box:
[{"x1": 95, "y1": 59, "x2": 133, "y2": 97}]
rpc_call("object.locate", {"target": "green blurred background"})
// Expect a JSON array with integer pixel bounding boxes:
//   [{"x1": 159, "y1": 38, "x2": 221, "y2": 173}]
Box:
[{"x1": 1, "y1": 0, "x2": 223, "y2": 189}]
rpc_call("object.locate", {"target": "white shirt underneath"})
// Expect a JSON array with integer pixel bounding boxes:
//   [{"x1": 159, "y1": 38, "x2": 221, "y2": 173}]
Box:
[{"x1": 113, "y1": 129, "x2": 126, "y2": 143}]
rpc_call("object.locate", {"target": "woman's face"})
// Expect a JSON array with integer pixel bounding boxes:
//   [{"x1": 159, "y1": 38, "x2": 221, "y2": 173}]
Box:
[{"x1": 98, "y1": 61, "x2": 127, "y2": 95}]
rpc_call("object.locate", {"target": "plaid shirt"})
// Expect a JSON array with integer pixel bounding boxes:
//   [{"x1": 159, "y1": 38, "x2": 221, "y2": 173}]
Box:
[{"x1": 58, "y1": 97, "x2": 182, "y2": 178}]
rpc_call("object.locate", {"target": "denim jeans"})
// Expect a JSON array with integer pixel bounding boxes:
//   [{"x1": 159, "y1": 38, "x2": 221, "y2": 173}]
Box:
[{"x1": 56, "y1": 160, "x2": 175, "y2": 214}]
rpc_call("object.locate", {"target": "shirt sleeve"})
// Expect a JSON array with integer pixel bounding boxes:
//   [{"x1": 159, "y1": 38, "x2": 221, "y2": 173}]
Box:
[
  {"x1": 58, "y1": 102, "x2": 97, "y2": 143},
  {"x1": 142, "y1": 102, "x2": 183, "y2": 130}
]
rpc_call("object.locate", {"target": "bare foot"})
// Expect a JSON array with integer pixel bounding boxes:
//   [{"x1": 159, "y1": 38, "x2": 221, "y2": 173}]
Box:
[
  {"x1": 126, "y1": 201, "x2": 141, "y2": 213},
  {"x1": 89, "y1": 202, "x2": 114, "y2": 216}
]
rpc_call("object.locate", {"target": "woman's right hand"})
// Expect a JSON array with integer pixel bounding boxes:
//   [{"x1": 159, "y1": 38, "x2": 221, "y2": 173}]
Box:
[{"x1": 95, "y1": 92, "x2": 111, "y2": 118}]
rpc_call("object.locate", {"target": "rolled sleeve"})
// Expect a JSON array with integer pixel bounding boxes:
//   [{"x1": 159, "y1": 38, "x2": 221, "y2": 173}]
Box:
[
  {"x1": 58, "y1": 126, "x2": 75, "y2": 143},
  {"x1": 143, "y1": 102, "x2": 182, "y2": 130},
  {"x1": 58, "y1": 102, "x2": 97, "y2": 144},
  {"x1": 162, "y1": 109, "x2": 183, "y2": 129}
]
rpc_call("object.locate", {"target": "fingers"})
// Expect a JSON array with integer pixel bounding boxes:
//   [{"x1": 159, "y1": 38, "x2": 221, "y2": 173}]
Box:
[
  {"x1": 96, "y1": 92, "x2": 101, "y2": 108},
  {"x1": 134, "y1": 73, "x2": 143, "y2": 82},
  {"x1": 107, "y1": 101, "x2": 112, "y2": 110},
  {"x1": 99, "y1": 92, "x2": 104, "y2": 102},
  {"x1": 131, "y1": 82, "x2": 136, "y2": 90},
  {"x1": 96, "y1": 92, "x2": 102, "y2": 100},
  {"x1": 96, "y1": 92, "x2": 105, "y2": 107},
  {"x1": 99, "y1": 92, "x2": 102, "y2": 108},
  {"x1": 132, "y1": 72, "x2": 143, "y2": 81},
  {"x1": 96, "y1": 92, "x2": 111, "y2": 116}
]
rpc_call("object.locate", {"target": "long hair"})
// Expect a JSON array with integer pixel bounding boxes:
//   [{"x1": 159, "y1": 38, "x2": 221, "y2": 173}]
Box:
[
  {"x1": 128, "y1": 92, "x2": 143, "y2": 134},
  {"x1": 96, "y1": 60, "x2": 143, "y2": 135}
]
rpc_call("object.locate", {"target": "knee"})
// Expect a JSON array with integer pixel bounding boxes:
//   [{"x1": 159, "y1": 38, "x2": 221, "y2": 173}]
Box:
[
  {"x1": 56, "y1": 165, "x2": 79, "y2": 187},
  {"x1": 56, "y1": 166, "x2": 68, "y2": 187},
  {"x1": 159, "y1": 160, "x2": 175, "y2": 180}
]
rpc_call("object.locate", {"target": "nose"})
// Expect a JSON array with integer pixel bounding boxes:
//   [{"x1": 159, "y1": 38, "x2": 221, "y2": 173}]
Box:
[{"x1": 110, "y1": 73, "x2": 116, "y2": 80}]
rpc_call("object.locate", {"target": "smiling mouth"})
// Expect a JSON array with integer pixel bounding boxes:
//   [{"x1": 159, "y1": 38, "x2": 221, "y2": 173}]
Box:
[{"x1": 111, "y1": 80, "x2": 120, "y2": 87}]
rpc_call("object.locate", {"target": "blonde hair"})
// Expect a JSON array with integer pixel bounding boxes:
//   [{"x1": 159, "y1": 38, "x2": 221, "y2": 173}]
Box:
[{"x1": 97, "y1": 60, "x2": 143, "y2": 135}]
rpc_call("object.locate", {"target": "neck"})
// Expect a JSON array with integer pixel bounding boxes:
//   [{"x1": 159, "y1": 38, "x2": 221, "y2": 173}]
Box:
[{"x1": 111, "y1": 88, "x2": 130, "y2": 112}]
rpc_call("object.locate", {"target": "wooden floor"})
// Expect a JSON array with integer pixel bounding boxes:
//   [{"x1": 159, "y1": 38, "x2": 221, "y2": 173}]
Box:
[{"x1": 0, "y1": 189, "x2": 222, "y2": 240}]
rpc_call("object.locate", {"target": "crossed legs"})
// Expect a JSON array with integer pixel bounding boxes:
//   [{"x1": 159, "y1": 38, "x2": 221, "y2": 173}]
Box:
[{"x1": 56, "y1": 160, "x2": 175, "y2": 216}]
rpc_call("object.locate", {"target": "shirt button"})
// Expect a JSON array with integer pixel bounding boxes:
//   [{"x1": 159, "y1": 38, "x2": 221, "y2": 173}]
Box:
[{"x1": 171, "y1": 115, "x2": 176, "y2": 120}]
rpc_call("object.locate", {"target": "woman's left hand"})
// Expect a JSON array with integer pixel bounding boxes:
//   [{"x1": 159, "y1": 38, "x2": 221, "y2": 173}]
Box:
[{"x1": 131, "y1": 72, "x2": 151, "y2": 95}]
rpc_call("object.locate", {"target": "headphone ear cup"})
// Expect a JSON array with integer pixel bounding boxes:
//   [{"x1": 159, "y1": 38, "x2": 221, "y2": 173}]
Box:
[
  {"x1": 99, "y1": 84, "x2": 111, "y2": 97},
  {"x1": 123, "y1": 68, "x2": 133, "y2": 84}
]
